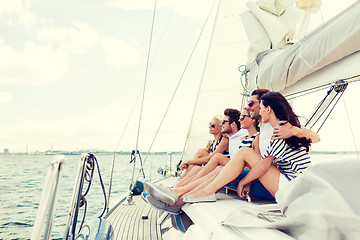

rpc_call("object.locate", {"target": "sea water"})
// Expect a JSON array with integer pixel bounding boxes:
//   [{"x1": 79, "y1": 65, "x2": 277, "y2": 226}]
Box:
[{"x1": 0, "y1": 153, "x2": 180, "y2": 239}]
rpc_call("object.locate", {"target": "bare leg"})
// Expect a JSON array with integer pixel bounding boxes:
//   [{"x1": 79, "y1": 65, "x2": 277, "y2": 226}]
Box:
[
  {"x1": 193, "y1": 153, "x2": 230, "y2": 180},
  {"x1": 179, "y1": 164, "x2": 201, "y2": 180},
  {"x1": 176, "y1": 154, "x2": 229, "y2": 187},
  {"x1": 173, "y1": 166, "x2": 223, "y2": 196},
  {"x1": 172, "y1": 169, "x2": 221, "y2": 207},
  {"x1": 194, "y1": 148, "x2": 209, "y2": 158},
  {"x1": 187, "y1": 147, "x2": 280, "y2": 198},
  {"x1": 179, "y1": 148, "x2": 209, "y2": 179}
]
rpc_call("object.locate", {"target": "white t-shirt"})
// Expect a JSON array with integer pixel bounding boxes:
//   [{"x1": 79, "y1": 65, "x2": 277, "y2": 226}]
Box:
[
  {"x1": 259, "y1": 122, "x2": 273, "y2": 156},
  {"x1": 228, "y1": 129, "x2": 248, "y2": 158}
]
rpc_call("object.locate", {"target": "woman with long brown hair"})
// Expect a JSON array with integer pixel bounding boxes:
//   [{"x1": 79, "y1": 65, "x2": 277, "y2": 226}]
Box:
[{"x1": 184, "y1": 92, "x2": 312, "y2": 202}]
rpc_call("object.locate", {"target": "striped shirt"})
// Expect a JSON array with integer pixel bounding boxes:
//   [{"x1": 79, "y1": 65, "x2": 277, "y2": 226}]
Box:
[
  {"x1": 210, "y1": 135, "x2": 222, "y2": 152},
  {"x1": 210, "y1": 135, "x2": 229, "y2": 156},
  {"x1": 238, "y1": 132, "x2": 259, "y2": 149},
  {"x1": 262, "y1": 139, "x2": 311, "y2": 180}
]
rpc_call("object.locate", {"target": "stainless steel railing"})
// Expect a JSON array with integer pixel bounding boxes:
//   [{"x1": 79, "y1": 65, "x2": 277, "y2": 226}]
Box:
[
  {"x1": 63, "y1": 153, "x2": 90, "y2": 240},
  {"x1": 31, "y1": 155, "x2": 66, "y2": 240}
]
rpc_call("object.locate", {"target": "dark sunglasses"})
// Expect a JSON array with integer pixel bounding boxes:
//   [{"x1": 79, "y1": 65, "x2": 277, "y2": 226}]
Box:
[
  {"x1": 247, "y1": 100, "x2": 259, "y2": 107},
  {"x1": 209, "y1": 123, "x2": 216, "y2": 128},
  {"x1": 239, "y1": 115, "x2": 250, "y2": 121},
  {"x1": 221, "y1": 120, "x2": 232, "y2": 125}
]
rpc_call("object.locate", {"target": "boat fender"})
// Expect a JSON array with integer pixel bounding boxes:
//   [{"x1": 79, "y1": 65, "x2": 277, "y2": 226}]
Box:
[
  {"x1": 75, "y1": 217, "x2": 113, "y2": 240},
  {"x1": 170, "y1": 212, "x2": 193, "y2": 233},
  {"x1": 129, "y1": 180, "x2": 144, "y2": 195}
]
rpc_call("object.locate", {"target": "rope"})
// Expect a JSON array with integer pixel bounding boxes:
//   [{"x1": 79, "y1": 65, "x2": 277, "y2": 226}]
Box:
[
  {"x1": 130, "y1": 0, "x2": 158, "y2": 198},
  {"x1": 314, "y1": 89, "x2": 345, "y2": 133},
  {"x1": 129, "y1": 0, "x2": 218, "y2": 188},
  {"x1": 108, "y1": 0, "x2": 177, "y2": 209},
  {"x1": 77, "y1": 154, "x2": 107, "y2": 233},
  {"x1": 304, "y1": 86, "x2": 334, "y2": 128},
  {"x1": 285, "y1": 74, "x2": 360, "y2": 99},
  {"x1": 238, "y1": 64, "x2": 250, "y2": 111}
]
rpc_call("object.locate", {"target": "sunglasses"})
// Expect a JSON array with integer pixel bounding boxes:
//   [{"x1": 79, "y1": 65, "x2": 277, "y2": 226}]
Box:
[
  {"x1": 247, "y1": 100, "x2": 259, "y2": 107},
  {"x1": 221, "y1": 120, "x2": 232, "y2": 125},
  {"x1": 239, "y1": 115, "x2": 250, "y2": 121},
  {"x1": 209, "y1": 123, "x2": 216, "y2": 128}
]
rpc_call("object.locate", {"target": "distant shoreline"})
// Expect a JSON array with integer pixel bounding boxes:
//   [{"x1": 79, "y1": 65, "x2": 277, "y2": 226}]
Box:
[
  {"x1": 0, "y1": 151, "x2": 359, "y2": 156},
  {"x1": 0, "y1": 151, "x2": 183, "y2": 156}
]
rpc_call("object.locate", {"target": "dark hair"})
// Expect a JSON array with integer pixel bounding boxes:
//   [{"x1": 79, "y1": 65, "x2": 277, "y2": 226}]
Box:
[
  {"x1": 261, "y1": 92, "x2": 311, "y2": 151},
  {"x1": 224, "y1": 108, "x2": 240, "y2": 130},
  {"x1": 243, "y1": 108, "x2": 260, "y2": 132},
  {"x1": 251, "y1": 89, "x2": 270, "y2": 101}
]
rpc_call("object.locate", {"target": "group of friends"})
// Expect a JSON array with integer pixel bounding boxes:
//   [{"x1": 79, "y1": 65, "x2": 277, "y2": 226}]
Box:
[{"x1": 143, "y1": 89, "x2": 320, "y2": 214}]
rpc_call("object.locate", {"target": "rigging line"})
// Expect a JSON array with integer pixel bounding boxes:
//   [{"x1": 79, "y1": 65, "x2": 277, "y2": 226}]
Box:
[
  {"x1": 130, "y1": 0, "x2": 219, "y2": 184},
  {"x1": 342, "y1": 96, "x2": 360, "y2": 157},
  {"x1": 310, "y1": 90, "x2": 339, "y2": 129},
  {"x1": 315, "y1": 90, "x2": 345, "y2": 133},
  {"x1": 304, "y1": 86, "x2": 334, "y2": 128},
  {"x1": 108, "y1": 2, "x2": 174, "y2": 207},
  {"x1": 149, "y1": 1, "x2": 176, "y2": 69},
  {"x1": 180, "y1": 0, "x2": 220, "y2": 163},
  {"x1": 114, "y1": 88, "x2": 143, "y2": 151},
  {"x1": 285, "y1": 74, "x2": 360, "y2": 99},
  {"x1": 113, "y1": 0, "x2": 178, "y2": 150},
  {"x1": 130, "y1": 0, "x2": 158, "y2": 192},
  {"x1": 113, "y1": 0, "x2": 177, "y2": 151},
  {"x1": 286, "y1": 85, "x2": 329, "y2": 101}
]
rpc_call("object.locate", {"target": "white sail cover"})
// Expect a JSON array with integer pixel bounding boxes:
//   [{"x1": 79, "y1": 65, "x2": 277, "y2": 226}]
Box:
[
  {"x1": 222, "y1": 158, "x2": 360, "y2": 239},
  {"x1": 183, "y1": 0, "x2": 249, "y2": 160},
  {"x1": 246, "y1": 1, "x2": 360, "y2": 94}
]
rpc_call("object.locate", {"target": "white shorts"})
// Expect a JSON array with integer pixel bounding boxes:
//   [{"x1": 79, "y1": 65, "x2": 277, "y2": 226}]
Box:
[{"x1": 278, "y1": 173, "x2": 290, "y2": 190}]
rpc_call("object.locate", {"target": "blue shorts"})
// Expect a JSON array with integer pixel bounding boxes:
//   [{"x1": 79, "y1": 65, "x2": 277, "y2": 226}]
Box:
[{"x1": 226, "y1": 169, "x2": 275, "y2": 201}]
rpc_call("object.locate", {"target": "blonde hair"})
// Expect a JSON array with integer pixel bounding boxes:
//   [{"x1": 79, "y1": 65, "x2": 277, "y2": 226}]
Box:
[{"x1": 213, "y1": 114, "x2": 224, "y2": 123}]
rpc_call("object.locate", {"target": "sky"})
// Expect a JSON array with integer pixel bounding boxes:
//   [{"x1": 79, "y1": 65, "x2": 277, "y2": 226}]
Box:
[{"x1": 0, "y1": 0, "x2": 359, "y2": 154}]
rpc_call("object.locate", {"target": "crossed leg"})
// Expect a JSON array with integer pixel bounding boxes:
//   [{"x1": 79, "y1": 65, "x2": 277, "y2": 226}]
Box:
[
  {"x1": 176, "y1": 153, "x2": 230, "y2": 187},
  {"x1": 186, "y1": 147, "x2": 280, "y2": 199}
]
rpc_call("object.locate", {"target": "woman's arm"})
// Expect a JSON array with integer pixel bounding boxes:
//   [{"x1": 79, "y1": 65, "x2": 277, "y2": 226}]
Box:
[
  {"x1": 187, "y1": 137, "x2": 229, "y2": 166},
  {"x1": 237, "y1": 156, "x2": 274, "y2": 197},
  {"x1": 251, "y1": 135, "x2": 260, "y2": 154},
  {"x1": 272, "y1": 121, "x2": 320, "y2": 143}
]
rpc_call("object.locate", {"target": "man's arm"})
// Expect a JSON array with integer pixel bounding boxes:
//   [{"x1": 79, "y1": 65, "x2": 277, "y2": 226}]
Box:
[{"x1": 272, "y1": 121, "x2": 320, "y2": 143}]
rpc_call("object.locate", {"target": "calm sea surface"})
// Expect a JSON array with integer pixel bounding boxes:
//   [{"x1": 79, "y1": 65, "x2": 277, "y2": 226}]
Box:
[{"x1": 0, "y1": 153, "x2": 180, "y2": 239}]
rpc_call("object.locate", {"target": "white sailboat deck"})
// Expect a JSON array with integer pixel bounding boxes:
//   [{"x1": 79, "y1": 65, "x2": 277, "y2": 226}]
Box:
[
  {"x1": 182, "y1": 190, "x2": 294, "y2": 240},
  {"x1": 104, "y1": 176, "x2": 294, "y2": 239}
]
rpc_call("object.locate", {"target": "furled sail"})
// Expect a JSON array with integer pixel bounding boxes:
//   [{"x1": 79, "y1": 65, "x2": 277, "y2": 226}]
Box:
[{"x1": 245, "y1": 0, "x2": 360, "y2": 95}]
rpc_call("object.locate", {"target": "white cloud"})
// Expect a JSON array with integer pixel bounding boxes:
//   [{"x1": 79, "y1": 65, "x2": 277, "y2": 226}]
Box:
[
  {"x1": 105, "y1": 0, "x2": 212, "y2": 25},
  {"x1": 0, "y1": 22, "x2": 141, "y2": 86},
  {"x1": 0, "y1": 39, "x2": 69, "y2": 85},
  {"x1": 38, "y1": 23, "x2": 100, "y2": 55},
  {"x1": 38, "y1": 23, "x2": 141, "y2": 67},
  {"x1": 100, "y1": 37, "x2": 141, "y2": 67},
  {"x1": 105, "y1": 0, "x2": 174, "y2": 10},
  {"x1": 0, "y1": 90, "x2": 12, "y2": 103},
  {"x1": 0, "y1": 0, "x2": 36, "y2": 27},
  {"x1": 174, "y1": 0, "x2": 215, "y2": 25}
]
